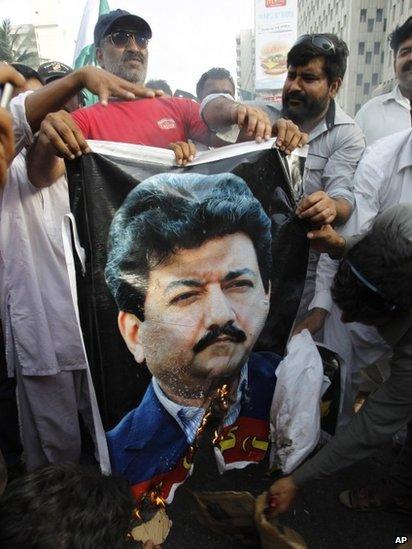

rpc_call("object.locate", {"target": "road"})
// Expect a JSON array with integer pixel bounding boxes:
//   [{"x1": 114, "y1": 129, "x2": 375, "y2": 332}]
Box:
[{"x1": 165, "y1": 441, "x2": 411, "y2": 549}]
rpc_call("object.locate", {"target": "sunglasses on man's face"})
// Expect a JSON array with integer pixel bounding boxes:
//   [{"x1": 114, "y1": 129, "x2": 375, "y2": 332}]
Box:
[
  {"x1": 294, "y1": 34, "x2": 336, "y2": 55},
  {"x1": 106, "y1": 30, "x2": 149, "y2": 49}
]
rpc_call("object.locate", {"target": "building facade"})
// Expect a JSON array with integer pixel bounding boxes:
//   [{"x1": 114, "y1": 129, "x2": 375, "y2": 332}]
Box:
[
  {"x1": 380, "y1": 0, "x2": 412, "y2": 89},
  {"x1": 236, "y1": 29, "x2": 255, "y2": 100},
  {"x1": 8, "y1": 23, "x2": 41, "y2": 67},
  {"x1": 10, "y1": 0, "x2": 77, "y2": 68},
  {"x1": 298, "y1": 0, "x2": 412, "y2": 116},
  {"x1": 32, "y1": 0, "x2": 74, "y2": 65}
]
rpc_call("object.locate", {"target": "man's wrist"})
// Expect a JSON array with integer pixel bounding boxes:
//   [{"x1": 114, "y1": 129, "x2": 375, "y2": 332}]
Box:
[
  {"x1": 31, "y1": 132, "x2": 55, "y2": 159},
  {"x1": 201, "y1": 96, "x2": 239, "y2": 132},
  {"x1": 331, "y1": 235, "x2": 346, "y2": 258},
  {"x1": 72, "y1": 67, "x2": 88, "y2": 92},
  {"x1": 229, "y1": 101, "x2": 240, "y2": 124},
  {"x1": 312, "y1": 307, "x2": 328, "y2": 317}
]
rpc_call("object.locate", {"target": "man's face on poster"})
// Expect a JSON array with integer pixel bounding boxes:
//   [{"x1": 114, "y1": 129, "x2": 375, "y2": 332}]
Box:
[{"x1": 118, "y1": 232, "x2": 270, "y2": 405}]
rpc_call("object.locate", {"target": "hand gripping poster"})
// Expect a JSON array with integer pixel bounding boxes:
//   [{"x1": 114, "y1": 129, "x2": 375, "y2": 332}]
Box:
[{"x1": 65, "y1": 140, "x2": 310, "y2": 544}]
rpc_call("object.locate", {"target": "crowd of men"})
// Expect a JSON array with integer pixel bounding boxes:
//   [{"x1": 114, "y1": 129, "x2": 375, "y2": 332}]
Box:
[{"x1": 0, "y1": 7, "x2": 411, "y2": 548}]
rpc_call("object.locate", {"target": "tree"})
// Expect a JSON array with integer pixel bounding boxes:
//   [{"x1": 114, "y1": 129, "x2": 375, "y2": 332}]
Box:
[{"x1": 0, "y1": 19, "x2": 40, "y2": 68}]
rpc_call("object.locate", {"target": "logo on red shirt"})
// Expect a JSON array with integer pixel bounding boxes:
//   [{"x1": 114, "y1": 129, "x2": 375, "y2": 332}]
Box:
[{"x1": 157, "y1": 118, "x2": 177, "y2": 130}]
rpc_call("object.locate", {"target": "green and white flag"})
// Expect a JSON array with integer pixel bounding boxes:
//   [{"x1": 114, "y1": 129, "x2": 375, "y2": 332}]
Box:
[{"x1": 73, "y1": 0, "x2": 110, "y2": 105}]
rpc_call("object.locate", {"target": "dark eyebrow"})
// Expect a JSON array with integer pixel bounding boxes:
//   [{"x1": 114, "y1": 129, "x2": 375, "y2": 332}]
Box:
[
  {"x1": 301, "y1": 72, "x2": 320, "y2": 78},
  {"x1": 164, "y1": 279, "x2": 203, "y2": 294},
  {"x1": 205, "y1": 89, "x2": 234, "y2": 96},
  {"x1": 222, "y1": 268, "x2": 256, "y2": 282},
  {"x1": 164, "y1": 268, "x2": 256, "y2": 294}
]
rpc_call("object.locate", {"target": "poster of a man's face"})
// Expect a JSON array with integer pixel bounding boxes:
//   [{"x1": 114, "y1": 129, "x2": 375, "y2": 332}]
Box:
[
  {"x1": 68, "y1": 141, "x2": 309, "y2": 532},
  {"x1": 104, "y1": 172, "x2": 284, "y2": 508},
  {"x1": 106, "y1": 173, "x2": 272, "y2": 406}
]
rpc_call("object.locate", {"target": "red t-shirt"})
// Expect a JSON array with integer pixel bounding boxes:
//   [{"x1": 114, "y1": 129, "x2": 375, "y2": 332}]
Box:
[{"x1": 71, "y1": 97, "x2": 209, "y2": 148}]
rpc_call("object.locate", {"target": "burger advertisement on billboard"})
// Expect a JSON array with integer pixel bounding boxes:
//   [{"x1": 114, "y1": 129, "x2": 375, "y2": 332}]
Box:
[{"x1": 255, "y1": 0, "x2": 298, "y2": 91}]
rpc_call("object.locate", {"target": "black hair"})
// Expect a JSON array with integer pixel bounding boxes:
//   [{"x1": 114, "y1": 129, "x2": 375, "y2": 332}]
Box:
[
  {"x1": 332, "y1": 230, "x2": 412, "y2": 323},
  {"x1": 287, "y1": 34, "x2": 349, "y2": 84},
  {"x1": 0, "y1": 463, "x2": 139, "y2": 548},
  {"x1": 145, "y1": 79, "x2": 172, "y2": 95},
  {"x1": 196, "y1": 67, "x2": 235, "y2": 100},
  {"x1": 10, "y1": 63, "x2": 43, "y2": 84},
  {"x1": 389, "y1": 16, "x2": 412, "y2": 55},
  {"x1": 105, "y1": 173, "x2": 272, "y2": 320}
]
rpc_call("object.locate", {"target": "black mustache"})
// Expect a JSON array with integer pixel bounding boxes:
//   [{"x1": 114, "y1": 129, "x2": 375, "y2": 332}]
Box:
[
  {"x1": 285, "y1": 92, "x2": 307, "y2": 103},
  {"x1": 123, "y1": 52, "x2": 144, "y2": 63},
  {"x1": 402, "y1": 61, "x2": 412, "y2": 72},
  {"x1": 193, "y1": 322, "x2": 247, "y2": 354}
]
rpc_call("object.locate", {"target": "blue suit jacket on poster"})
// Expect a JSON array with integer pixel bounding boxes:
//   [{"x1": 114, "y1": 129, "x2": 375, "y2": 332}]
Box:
[{"x1": 106, "y1": 351, "x2": 280, "y2": 501}]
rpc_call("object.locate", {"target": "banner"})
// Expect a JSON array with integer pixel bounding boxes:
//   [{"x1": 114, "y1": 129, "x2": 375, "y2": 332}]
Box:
[
  {"x1": 255, "y1": 0, "x2": 298, "y2": 91},
  {"x1": 66, "y1": 140, "x2": 309, "y2": 512},
  {"x1": 73, "y1": 0, "x2": 110, "y2": 105}
]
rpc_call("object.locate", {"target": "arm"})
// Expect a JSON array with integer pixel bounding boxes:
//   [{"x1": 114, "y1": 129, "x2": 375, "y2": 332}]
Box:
[
  {"x1": 24, "y1": 66, "x2": 163, "y2": 133},
  {"x1": 26, "y1": 139, "x2": 65, "y2": 189},
  {"x1": 203, "y1": 96, "x2": 308, "y2": 151},
  {"x1": 202, "y1": 96, "x2": 272, "y2": 142},
  {"x1": 0, "y1": 62, "x2": 25, "y2": 90},
  {"x1": 296, "y1": 192, "x2": 352, "y2": 226},
  {"x1": 298, "y1": 124, "x2": 366, "y2": 226},
  {"x1": 270, "y1": 325, "x2": 412, "y2": 512},
  {"x1": 296, "y1": 147, "x2": 384, "y2": 331},
  {"x1": 27, "y1": 110, "x2": 90, "y2": 188},
  {"x1": 292, "y1": 252, "x2": 340, "y2": 335},
  {"x1": 294, "y1": 328, "x2": 412, "y2": 484},
  {"x1": 0, "y1": 63, "x2": 27, "y2": 182},
  {"x1": 0, "y1": 107, "x2": 14, "y2": 186}
]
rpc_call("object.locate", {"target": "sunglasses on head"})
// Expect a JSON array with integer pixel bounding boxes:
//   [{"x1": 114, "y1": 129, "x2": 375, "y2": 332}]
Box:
[
  {"x1": 294, "y1": 34, "x2": 336, "y2": 55},
  {"x1": 106, "y1": 30, "x2": 149, "y2": 49},
  {"x1": 344, "y1": 259, "x2": 400, "y2": 314}
]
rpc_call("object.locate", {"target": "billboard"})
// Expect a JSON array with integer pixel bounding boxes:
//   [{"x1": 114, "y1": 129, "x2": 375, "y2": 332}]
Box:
[{"x1": 255, "y1": 0, "x2": 298, "y2": 91}]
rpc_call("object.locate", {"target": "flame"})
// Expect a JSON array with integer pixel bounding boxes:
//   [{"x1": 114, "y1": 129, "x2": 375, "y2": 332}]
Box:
[
  {"x1": 148, "y1": 489, "x2": 166, "y2": 508},
  {"x1": 216, "y1": 384, "x2": 230, "y2": 411},
  {"x1": 154, "y1": 496, "x2": 166, "y2": 507},
  {"x1": 217, "y1": 384, "x2": 229, "y2": 398}
]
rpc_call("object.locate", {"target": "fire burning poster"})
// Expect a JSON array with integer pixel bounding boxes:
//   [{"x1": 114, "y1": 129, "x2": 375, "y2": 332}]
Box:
[
  {"x1": 255, "y1": 0, "x2": 298, "y2": 91},
  {"x1": 65, "y1": 140, "x2": 309, "y2": 522}
]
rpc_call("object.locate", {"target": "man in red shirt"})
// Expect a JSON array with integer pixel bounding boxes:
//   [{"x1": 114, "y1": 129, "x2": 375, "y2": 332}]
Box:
[
  {"x1": 72, "y1": 9, "x2": 209, "y2": 151},
  {"x1": 28, "y1": 9, "x2": 306, "y2": 186},
  {"x1": 71, "y1": 91, "x2": 208, "y2": 149}
]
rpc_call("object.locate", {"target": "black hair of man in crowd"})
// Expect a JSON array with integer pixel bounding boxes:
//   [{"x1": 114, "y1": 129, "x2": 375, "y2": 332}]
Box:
[
  {"x1": 287, "y1": 33, "x2": 349, "y2": 84},
  {"x1": 196, "y1": 67, "x2": 235, "y2": 101},
  {"x1": 145, "y1": 79, "x2": 172, "y2": 96},
  {"x1": 10, "y1": 63, "x2": 43, "y2": 85},
  {"x1": 105, "y1": 173, "x2": 272, "y2": 321},
  {"x1": 389, "y1": 16, "x2": 412, "y2": 54},
  {"x1": 0, "y1": 463, "x2": 140, "y2": 548},
  {"x1": 332, "y1": 231, "x2": 412, "y2": 324}
]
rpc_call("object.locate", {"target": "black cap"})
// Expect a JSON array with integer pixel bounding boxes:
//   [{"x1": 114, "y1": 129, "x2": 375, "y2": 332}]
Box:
[
  {"x1": 37, "y1": 61, "x2": 72, "y2": 84},
  {"x1": 94, "y1": 9, "x2": 152, "y2": 47}
]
